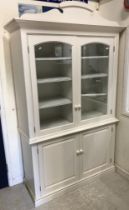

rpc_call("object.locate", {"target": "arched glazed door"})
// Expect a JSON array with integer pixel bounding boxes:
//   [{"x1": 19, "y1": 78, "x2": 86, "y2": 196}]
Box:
[
  {"x1": 79, "y1": 38, "x2": 114, "y2": 124},
  {"x1": 28, "y1": 36, "x2": 77, "y2": 135}
]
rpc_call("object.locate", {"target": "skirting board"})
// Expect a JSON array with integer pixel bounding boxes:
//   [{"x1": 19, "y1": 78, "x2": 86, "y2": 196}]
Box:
[
  {"x1": 115, "y1": 165, "x2": 129, "y2": 182},
  {"x1": 24, "y1": 181, "x2": 35, "y2": 203},
  {"x1": 28, "y1": 165, "x2": 115, "y2": 207}
]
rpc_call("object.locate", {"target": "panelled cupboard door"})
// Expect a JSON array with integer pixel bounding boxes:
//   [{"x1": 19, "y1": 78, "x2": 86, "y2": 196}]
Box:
[
  {"x1": 78, "y1": 37, "x2": 114, "y2": 125},
  {"x1": 28, "y1": 35, "x2": 78, "y2": 136},
  {"x1": 80, "y1": 127, "x2": 112, "y2": 179},
  {"x1": 38, "y1": 135, "x2": 79, "y2": 194}
]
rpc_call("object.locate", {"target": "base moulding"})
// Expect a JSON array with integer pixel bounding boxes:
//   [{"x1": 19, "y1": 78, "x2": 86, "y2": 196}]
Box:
[
  {"x1": 25, "y1": 165, "x2": 115, "y2": 207},
  {"x1": 115, "y1": 165, "x2": 129, "y2": 181}
]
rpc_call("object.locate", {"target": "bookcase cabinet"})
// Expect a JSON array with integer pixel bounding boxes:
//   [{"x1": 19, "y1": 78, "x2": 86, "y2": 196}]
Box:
[{"x1": 5, "y1": 2, "x2": 124, "y2": 206}]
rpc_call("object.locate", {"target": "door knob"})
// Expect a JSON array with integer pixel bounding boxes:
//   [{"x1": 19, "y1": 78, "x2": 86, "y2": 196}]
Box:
[
  {"x1": 78, "y1": 105, "x2": 81, "y2": 111},
  {"x1": 74, "y1": 105, "x2": 78, "y2": 111},
  {"x1": 74, "y1": 105, "x2": 81, "y2": 111},
  {"x1": 76, "y1": 150, "x2": 80, "y2": 155},
  {"x1": 76, "y1": 149, "x2": 84, "y2": 155},
  {"x1": 79, "y1": 149, "x2": 84, "y2": 154}
]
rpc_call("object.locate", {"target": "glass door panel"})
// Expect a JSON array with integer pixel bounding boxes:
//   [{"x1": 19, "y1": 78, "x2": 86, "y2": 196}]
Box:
[
  {"x1": 81, "y1": 43, "x2": 109, "y2": 120},
  {"x1": 35, "y1": 42, "x2": 73, "y2": 130}
]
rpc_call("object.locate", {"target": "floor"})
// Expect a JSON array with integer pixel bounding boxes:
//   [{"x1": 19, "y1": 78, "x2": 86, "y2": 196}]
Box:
[{"x1": 0, "y1": 172, "x2": 129, "y2": 210}]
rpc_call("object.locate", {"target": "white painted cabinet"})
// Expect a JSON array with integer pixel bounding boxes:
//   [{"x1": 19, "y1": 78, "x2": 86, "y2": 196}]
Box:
[
  {"x1": 5, "y1": 2, "x2": 123, "y2": 206},
  {"x1": 38, "y1": 126, "x2": 115, "y2": 196}
]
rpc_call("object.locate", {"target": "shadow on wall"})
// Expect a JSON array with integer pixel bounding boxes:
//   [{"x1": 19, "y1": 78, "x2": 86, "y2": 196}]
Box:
[{"x1": 100, "y1": 0, "x2": 129, "y2": 24}]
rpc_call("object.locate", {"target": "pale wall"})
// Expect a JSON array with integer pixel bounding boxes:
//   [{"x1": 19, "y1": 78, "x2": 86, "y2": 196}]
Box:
[
  {"x1": 0, "y1": 1, "x2": 98, "y2": 186},
  {"x1": 100, "y1": 0, "x2": 129, "y2": 174},
  {"x1": 99, "y1": 0, "x2": 129, "y2": 23}
]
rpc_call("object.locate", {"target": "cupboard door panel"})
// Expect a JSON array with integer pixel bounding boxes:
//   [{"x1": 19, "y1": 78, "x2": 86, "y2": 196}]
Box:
[
  {"x1": 39, "y1": 136, "x2": 79, "y2": 194},
  {"x1": 80, "y1": 127, "x2": 112, "y2": 178}
]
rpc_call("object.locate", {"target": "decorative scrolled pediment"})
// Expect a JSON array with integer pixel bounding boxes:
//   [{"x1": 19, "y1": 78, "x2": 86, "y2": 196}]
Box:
[
  {"x1": 20, "y1": 1, "x2": 119, "y2": 27},
  {"x1": 4, "y1": 1, "x2": 124, "y2": 33}
]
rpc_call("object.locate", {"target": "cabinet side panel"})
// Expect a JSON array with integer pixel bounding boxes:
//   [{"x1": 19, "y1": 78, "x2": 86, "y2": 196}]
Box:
[
  {"x1": 10, "y1": 30, "x2": 29, "y2": 136},
  {"x1": 20, "y1": 134, "x2": 35, "y2": 196}
]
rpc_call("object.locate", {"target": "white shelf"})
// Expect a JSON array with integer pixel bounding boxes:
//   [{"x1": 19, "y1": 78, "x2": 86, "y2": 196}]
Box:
[
  {"x1": 82, "y1": 73, "x2": 108, "y2": 79},
  {"x1": 39, "y1": 98, "x2": 72, "y2": 109},
  {"x1": 82, "y1": 56, "x2": 109, "y2": 60},
  {"x1": 36, "y1": 57, "x2": 72, "y2": 61},
  {"x1": 82, "y1": 111, "x2": 104, "y2": 120},
  {"x1": 37, "y1": 77, "x2": 71, "y2": 84},
  {"x1": 87, "y1": 97, "x2": 107, "y2": 105},
  {"x1": 82, "y1": 93, "x2": 107, "y2": 97},
  {"x1": 40, "y1": 118, "x2": 71, "y2": 130}
]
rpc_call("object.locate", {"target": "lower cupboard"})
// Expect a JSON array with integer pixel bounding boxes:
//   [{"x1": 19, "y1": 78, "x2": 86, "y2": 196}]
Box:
[{"x1": 21, "y1": 125, "x2": 115, "y2": 206}]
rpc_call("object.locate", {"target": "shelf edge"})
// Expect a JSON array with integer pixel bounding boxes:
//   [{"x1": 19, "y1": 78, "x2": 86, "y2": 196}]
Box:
[{"x1": 28, "y1": 117, "x2": 119, "y2": 145}]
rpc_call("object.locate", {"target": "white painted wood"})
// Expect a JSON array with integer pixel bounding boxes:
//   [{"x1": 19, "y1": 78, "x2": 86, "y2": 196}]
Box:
[
  {"x1": 10, "y1": 30, "x2": 29, "y2": 136},
  {"x1": 20, "y1": 30, "x2": 36, "y2": 137},
  {"x1": 82, "y1": 93, "x2": 107, "y2": 97},
  {"x1": 80, "y1": 127, "x2": 113, "y2": 179},
  {"x1": 37, "y1": 77, "x2": 71, "y2": 84},
  {"x1": 35, "y1": 166, "x2": 115, "y2": 207},
  {"x1": 5, "y1": 2, "x2": 124, "y2": 34},
  {"x1": 81, "y1": 55, "x2": 109, "y2": 59},
  {"x1": 79, "y1": 36, "x2": 115, "y2": 126},
  {"x1": 28, "y1": 35, "x2": 76, "y2": 136},
  {"x1": 33, "y1": 125, "x2": 115, "y2": 205},
  {"x1": 4, "y1": 4, "x2": 121, "y2": 206},
  {"x1": 29, "y1": 118, "x2": 118, "y2": 144},
  {"x1": 36, "y1": 57, "x2": 72, "y2": 61},
  {"x1": 20, "y1": 134, "x2": 35, "y2": 195},
  {"x1": 39, "y1": 98, "x2": 72, "y2": 109},
  {"x1": 81, "y1": 73, "x2": 108, "y2": 79},
  {"x1": 31, "y1": 145, "x2": 41, "y2": 200},
  {"x1": 38, "y1": 135, "x2": 79, "y2": 194},
  {"x1": 122, "y1": 28, "x2": 129, "y2": 116}
]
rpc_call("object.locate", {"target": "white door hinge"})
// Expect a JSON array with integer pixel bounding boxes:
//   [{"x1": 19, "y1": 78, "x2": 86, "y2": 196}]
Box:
[
  {"x1": 113, "y1": 46, "x2": 115, "y2": 52},
  {"x1": 34, "y1": 126, "x2": 36, "y2": 133},
  {"x1": 40, "y1": 186, "x2": 41, "y2": 192},
  {"x1": 110, "y1": 109, "x2": 112, "y2": 114},
  {"x1": 37, "y1": 147, "x2": 39, "y2": 154}
]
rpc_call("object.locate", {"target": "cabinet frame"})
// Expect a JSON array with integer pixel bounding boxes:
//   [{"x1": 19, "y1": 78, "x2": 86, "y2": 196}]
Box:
[{"x1": 27, "y1": 33, "x2": 118, "y2": 138}]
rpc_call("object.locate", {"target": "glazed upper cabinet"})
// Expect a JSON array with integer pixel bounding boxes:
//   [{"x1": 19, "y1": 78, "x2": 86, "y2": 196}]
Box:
[{"x1": 28, "y1": 36, "x2": 114, "y2": 135}]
